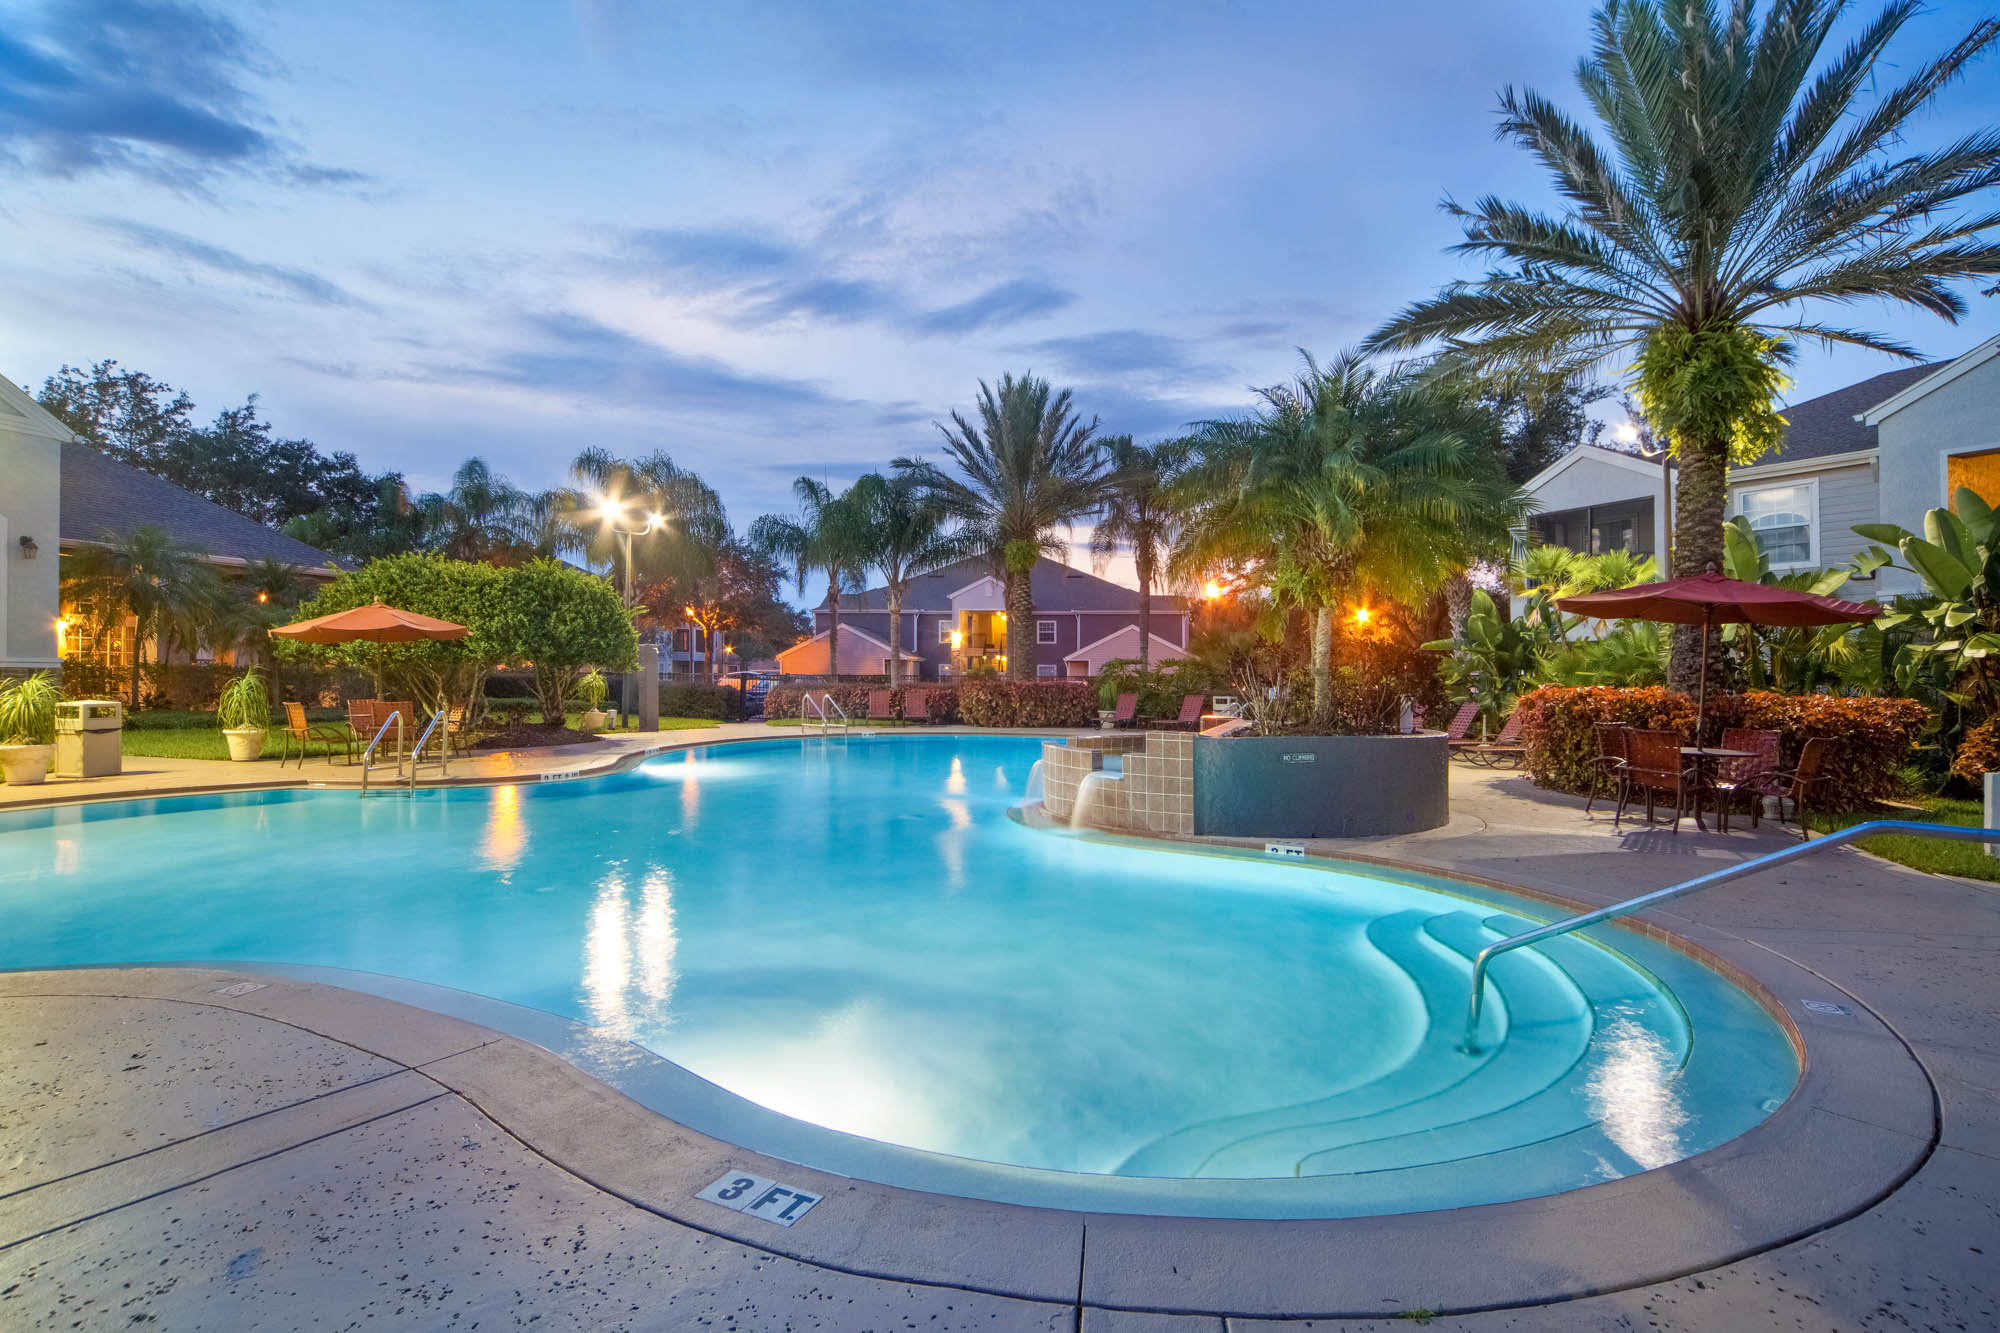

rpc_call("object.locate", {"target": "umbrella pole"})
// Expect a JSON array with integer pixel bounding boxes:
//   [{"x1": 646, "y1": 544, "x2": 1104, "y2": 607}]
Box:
[{"x1": 1696, "y1": 613, "x2": 1710, "y2": 744}]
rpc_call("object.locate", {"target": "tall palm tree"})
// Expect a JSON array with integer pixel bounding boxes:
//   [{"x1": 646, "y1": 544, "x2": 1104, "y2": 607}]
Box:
[
  {"x1": 848, "y1": 471, "x2": 964, "y2": 689},
  {"x1": 569, "y1": 448, "x2": 731, "y2": 598},
  {"x1": 63, "y1": 524, "x2": 218, "y2": 706},
  {"x1": 1367, "y1": 0, "x2": 2000, "y2": 691},
  {"x1": 750, "y1": 479, "x2": 869, "y2": 677},
  {"x1": 1174, "y1": 352, "x2": 1526, "y2": 724},
  {"x1": 420, "y1": 458, "x2": 529, "y2": 563},
  {"x1": 896, "y1": 373, "x2": 1107, "y2": 680},
  {"x1": 1091, "y1": 435, "x2": 1192, "y2": 671}
]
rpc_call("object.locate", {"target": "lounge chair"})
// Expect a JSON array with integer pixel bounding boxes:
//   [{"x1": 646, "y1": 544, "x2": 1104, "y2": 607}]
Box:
[
  {"x1": 1617, "y1": 729, "x2": 1698, "y2": 831},
  {"x1": 901, "y1": 687, "x2": 932, "y2": 722},
  {"x1": 867, "y1": 688, "x2": 896, "y2": 722},
  {"x1": 1442, "y1": 702, "x2": 1484, "y2": 753},
  {"x1": 1151, "y1": 694, "x2": 1205, "y2": 731},
  {"x1": 280, "y1": 701, "x2": 353, "y2": 768},
  {"x1": 1460, "y1": 711, "x2": 1526, "y2": 767},
  {"x1": 1109, "y1": 692, "x2": 1138, "y2": 729}
]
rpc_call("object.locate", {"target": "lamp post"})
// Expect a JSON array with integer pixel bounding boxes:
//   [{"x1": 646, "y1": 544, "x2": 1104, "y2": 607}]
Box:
[{"x1": 595, "y1": 497, "x2": 663, "y2": 712}]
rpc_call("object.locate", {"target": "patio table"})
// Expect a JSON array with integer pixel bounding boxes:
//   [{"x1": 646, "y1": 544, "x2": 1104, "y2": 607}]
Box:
[{"x1": 1681, "y1": 746, "x2": 1757, "y2": 831}]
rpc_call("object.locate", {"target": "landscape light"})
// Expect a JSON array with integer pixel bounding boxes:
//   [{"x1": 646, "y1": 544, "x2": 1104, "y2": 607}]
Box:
[
  {"x1": 950, "y1": 629, "x2": 963, "y2": 649},
  {"x1": 1352, "y1": 606, "x2": 1372, "y2": 625},
  {"x1": 1203, "y1": 578, "x2": 1224, "y2": 600}
]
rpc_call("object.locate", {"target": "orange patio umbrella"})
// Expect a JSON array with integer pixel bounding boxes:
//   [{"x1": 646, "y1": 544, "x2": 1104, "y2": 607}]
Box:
[{"x1": 270, "y1": 602, "x2": 470, "y2": 644}]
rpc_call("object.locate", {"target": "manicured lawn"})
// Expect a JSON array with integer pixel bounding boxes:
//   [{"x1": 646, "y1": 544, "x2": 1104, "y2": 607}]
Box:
[{"x1": 1808, "y1": 797, "x2": 2000, "y2": 884}]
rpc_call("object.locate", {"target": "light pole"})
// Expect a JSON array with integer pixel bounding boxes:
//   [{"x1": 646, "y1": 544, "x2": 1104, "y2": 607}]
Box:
[{"x1": 595, "y1": 497, "x2": 662, "y2": 712}]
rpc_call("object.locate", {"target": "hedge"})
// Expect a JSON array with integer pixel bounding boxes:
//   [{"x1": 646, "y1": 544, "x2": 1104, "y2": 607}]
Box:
[
  {"x1": 660, "y1": 684, "x2": 744, "y2": 721},
  {"x1": 764, "y1": 683, "x2": 962, "y2": 723},
  {"x1": 1951, "y1": 718, "x2": 2000, "y2": 784},
  {"x1": 57, "y1": 660, "x2": 367, "y2": 711},
  {"x1": 1516, "y1": 685, "x2": 1930, "y2": 808},
  {"x1": 958, "y1": 679, "x2": 1096, "y2": 728}
]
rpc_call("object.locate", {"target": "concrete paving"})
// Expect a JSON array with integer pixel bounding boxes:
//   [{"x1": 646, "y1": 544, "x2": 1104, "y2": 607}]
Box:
[{"x1": 1, "y1": 761, "x2": 1996, "y2": 1329}]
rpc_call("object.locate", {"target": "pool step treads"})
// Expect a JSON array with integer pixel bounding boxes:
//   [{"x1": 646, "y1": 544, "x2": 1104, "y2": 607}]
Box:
[
  {"x1": 1114, "y1": 909, "x2": 1483, "y2": 1177},
  {"x1": 1191, "y1": 911, "x2": 1597, "y2": 1178}
]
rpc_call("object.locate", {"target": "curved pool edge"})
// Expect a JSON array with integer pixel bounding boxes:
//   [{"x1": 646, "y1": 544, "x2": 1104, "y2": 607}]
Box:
[{"x1": 0, "y1": 867, "x2": 1937, "y2": 1318}]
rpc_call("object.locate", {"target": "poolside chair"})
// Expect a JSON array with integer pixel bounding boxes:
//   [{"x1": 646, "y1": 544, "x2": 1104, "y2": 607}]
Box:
[
  {"x1": 1711, "y1": 728, "x2": 1781, "y2": 831},
  {"x1": 1460, "y1": 711, "x2": 1527, "y2": 768},
  {"x1": 1153, "y1": 694, "x2": 1206, "y2": 731},
  {"x1": 1584, "y1": 723, "x2": 1630, "y2": 817},
  {"x1": 901, "y1": 687, "x2": 932, "y2": 723},
  {"x1": 868, "y1": 688, "x2": 896, "y2": 722},
  {"x1": 1442, "y1": 702, "x2": 1484, "y2": 753},
  {"x1": 280, "y1": 701, "x2": 353, "y2": 768},
  {"x1": 1739, "y1": 737, "x2": 1832, "y2": 842},
  {"x1": 1109, "y1": 692, "x2": 1139, "y2": 729},
  {"x1": 345, "y1": 699, "x2": 379, "y2": 745},
  {"x1": 1617, "y1": 729, "x2": 1698, "y2": 831}
]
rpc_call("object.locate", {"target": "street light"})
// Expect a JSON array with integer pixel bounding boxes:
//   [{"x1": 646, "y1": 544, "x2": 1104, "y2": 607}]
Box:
[{"x1": 592, "y1": 495, "x2": 660, "y2": 609}]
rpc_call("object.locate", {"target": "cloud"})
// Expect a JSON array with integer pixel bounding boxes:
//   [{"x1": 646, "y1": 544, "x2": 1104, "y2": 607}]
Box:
[
  {"x1": 917, "y1": 279, "x2": 1075, "y2": 335},
  {"x1": 0, "y1": 0, "x2": 357, "y2": 188},
  {"x1": 1025, "y1": 329, "x2": 1226, "y2": 381},
  {"x1": 95, "y1": 218, "x2": 371, "y2": 308},
  {"x1": 738, "y1": 275, "x2": 894, "y2": 326},
  {"x1": 627, "y1": 226, "x2": 795, "y2": 282}
]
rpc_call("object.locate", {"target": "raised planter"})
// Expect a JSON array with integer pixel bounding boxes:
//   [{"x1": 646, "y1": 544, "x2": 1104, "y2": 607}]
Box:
[{"x1": 1194, "y1": 731, "x2": 1447, "y2": 837}]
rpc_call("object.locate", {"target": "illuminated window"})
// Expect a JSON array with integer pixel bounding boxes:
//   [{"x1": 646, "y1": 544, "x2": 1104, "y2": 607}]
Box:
[
  {"x1": 59, "y1": 603, "x2": 133, "y2": 668},
  {"x1": 1036, "y1": 619, "x2": 1058, "y2": 644},
  {"x1": 1947, "y1": 448, "x2": 2000, "y2": 512},
  {"x1": 1731, "y1": 482, "x2": 1815, "y2": 566},
  {"x1": 938, "y1": 620, "x2": 954, "y2": 644}
]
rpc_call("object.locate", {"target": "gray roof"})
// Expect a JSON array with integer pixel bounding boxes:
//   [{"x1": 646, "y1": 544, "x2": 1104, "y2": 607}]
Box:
[
  {"x1": 60, "y1": 442, "x2": 339, "y2": 571},
  {"x1": 839, "y1": 555, "x2": 1187, "y2": 613},
  {"x1": 1737, "y1": 362, "x2": 1941, "y2": 470}
]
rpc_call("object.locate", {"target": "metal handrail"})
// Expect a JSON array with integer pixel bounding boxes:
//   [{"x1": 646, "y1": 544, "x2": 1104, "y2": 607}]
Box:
[
  {"x1": 822, "y1": 692, "x2": 849, "y2": 733},
  {"x1": 800, "y1": 691, "x2": 849, "y2": 736},
  {"x1": 1462, "y1": 819, "x2": 2000, "y2": 1050},
  {"x1": 801, "y1": 691, "x2": 827, "y2": 734},
  {"x1": 358, "y1": 710, "x2": 404, "y2": 794},
  {"x1": 407, "y1": 707, "x2": 450, "y2": 790}
]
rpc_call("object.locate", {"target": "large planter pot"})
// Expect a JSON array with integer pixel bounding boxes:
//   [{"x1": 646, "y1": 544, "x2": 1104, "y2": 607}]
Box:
[
  {"x1": 0, "y1": 743, "x2": 53, "y2": 785},
  {"x1": 1194, "y1": 731, "x2": 1448, "y2": 838},
  {"x1": 222, "y1": 728, "x2": 267, "y2": 762},
  {"x1": 580, "y1": 708, "x2": 608, "y2": 733}
]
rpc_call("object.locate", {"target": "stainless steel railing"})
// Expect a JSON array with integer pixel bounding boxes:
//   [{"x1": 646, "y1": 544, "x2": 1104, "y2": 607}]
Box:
[
  {"x1": 358, "y1": 710, "x2": 404, "y2": 794},
  {"x1": 408, "y1": 707, "x2": 450, "y2": 790},
  {"x1": 1461, "y1": 819, "x2": 2000, "y2": 1050},
  {"x1": 801, "y1": 691, "x2": 849, "y2": 736}
]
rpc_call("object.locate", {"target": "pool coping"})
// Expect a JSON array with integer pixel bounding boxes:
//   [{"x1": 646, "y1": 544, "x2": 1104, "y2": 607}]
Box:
[{"x1": 0, "y1": 739, "x2": 1942, "y2": 1317}]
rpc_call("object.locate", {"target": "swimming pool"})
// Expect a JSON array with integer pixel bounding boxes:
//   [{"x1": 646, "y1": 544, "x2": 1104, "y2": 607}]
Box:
[{"x1": 0, "y1": 734, "x2": 1798, "y2": 1218}]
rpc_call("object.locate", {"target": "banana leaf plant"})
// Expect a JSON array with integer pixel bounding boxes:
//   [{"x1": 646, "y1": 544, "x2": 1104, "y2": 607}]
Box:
[
  {"x1": 1850, "y1": 488, "x2": 2000, "y2": 717},
  {"x1": 1719, "y1": 516, "x2": 1858, "y2": 692},
  {"x1": 1422, "y1": 587, "x2": 1560, "y2": 728}
]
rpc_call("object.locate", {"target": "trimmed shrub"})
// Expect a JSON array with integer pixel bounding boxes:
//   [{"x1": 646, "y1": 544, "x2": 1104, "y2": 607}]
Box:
[
  {"x1": 1517, "y1": 685, "x2": 1929, "y2": 807},
  {"x1": 1950, "y1": 717, "x2": 2000, "y2": 784},
  {"x1": 917, "y1": 686, "x2": 960, "y2": 724},
  {"x1": 764, "y1": 684, "x2": 873, "y2": 721},
  {"x1": 958, "y1": 679, "x2": 1096, "y2": 728},
  {"x1": 660, "y1": 684, "x2": 744, "y2": 721}
]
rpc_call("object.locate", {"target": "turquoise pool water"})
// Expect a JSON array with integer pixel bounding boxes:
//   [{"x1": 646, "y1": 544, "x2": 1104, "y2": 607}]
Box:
[{"x1": 0, "y1": 735, "x2": 1797, "y2": 1217}]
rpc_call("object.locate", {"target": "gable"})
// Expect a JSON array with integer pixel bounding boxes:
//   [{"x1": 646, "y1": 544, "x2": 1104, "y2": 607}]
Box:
[{"x1": 0, "y1": 376, "x2": 78, "y2": 443}]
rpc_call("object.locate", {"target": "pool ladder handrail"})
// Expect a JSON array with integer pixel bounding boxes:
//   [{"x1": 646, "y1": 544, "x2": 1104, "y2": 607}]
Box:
[
  {"x1": 358, "y1": 709, "x2": 404, "y2": 794},
  {"x1": 1462, "y1": 819, "x2": 2000, "y2": 1051},
  {"x1": 801, "y1": 690, "x2": 849, "y2": 736},
  {"x1": 407, "y1": 706, "x2": 451, "y2": 790}
]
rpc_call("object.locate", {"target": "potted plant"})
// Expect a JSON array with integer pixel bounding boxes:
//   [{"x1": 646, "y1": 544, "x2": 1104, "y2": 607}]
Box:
[
  {"x1": 217, "y1": 667, "x2": 271, "y2": 762},
  {"x1": 577, "y1": 668, "x2": 610, "y2": 732},
  {"x1": 0, "y1": 671, "x2": 60, "y2": 785}
]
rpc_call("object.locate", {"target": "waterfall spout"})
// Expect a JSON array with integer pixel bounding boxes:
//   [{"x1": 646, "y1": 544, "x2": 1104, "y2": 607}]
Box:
[
  {"x1": 1023, "y1": 759, "x2": 1045, "y2": 806},
  {"x1": 1071, "y1": 770, "x2": 1115, "y2": 830}
]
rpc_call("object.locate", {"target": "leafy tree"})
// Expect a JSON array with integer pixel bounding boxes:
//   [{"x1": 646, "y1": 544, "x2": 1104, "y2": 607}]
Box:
[
  {"x1": 62, "y1": 524, "x2": 221, "y2": 706},
  {"x1": 750, "y1": 479, "x2": 868, "y2": 676},
  {"x1": 37, "y1": 361, "x2": 194, "y2": 471},
  {"x1": 1175, "y1": 352, "x2": 1527, "y2": 723},
  {"x1": 1091, "y1": 436, "x2": 1192, "y2": 670},
  {"x1": 847, "y1": 471, "x2": 962, "y2": 687},
  {"x1": 499, "y1": 560, "x2": 638, "y2": 721},
  {"x1": 416, "y1": 458, "x2": 530, "y2": 564},
  {"x1": 569, "y1": 448, "x2": 731, "y2": 599},
  {"x1": 896, "y1": 373, "x2": 1107, "y2": 680},
  {"x1": 1368, "y1": 0, "x2": 2000, "y2": 695}
]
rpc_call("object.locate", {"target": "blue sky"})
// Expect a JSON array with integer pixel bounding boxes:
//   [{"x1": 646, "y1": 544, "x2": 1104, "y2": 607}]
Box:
[{"x1": 3, "y1": 0, "x2": 1996, "y2": 539}]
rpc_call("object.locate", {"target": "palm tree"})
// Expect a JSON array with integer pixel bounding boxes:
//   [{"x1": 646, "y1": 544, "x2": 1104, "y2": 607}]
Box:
[
  {"x1": 1091, "y1": 436, "x2": 1192, "y2": 671},
  {"x1": 569, "y1": 448, "x2": 730, "y2": 598},
  {"x1": 63, "y1": 524, "x2": 219, "y2": 706},
  {"x1": 896, "y1": 373, "x2": 1107, "y2": 680},
  {"x1": 1367, "y1": 0, "x2": 2000, "y2": 692},
  {"x1": 1174, "y1": 352, "x2": 1526, "y2": 724},
  {"x1": 420, "y1": 458, "x2": 529, "y2": 563},
  {"x1": 750, "y1": 479, "x2": 868, "y2": 677},
  {"x1": 847, "y1": 471, "x2": 964, "y2": 689}
]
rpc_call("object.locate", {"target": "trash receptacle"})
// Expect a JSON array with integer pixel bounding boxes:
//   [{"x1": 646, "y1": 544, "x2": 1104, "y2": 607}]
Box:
[{"x1": 55, "y1": 700, "x2": 122, "y2": 778}]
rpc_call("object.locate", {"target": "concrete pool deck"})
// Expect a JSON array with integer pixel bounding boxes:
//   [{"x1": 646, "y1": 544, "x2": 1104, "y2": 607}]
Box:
[{"x1": 2, "y1": 760, "x2": 1996, "y2": 1329}]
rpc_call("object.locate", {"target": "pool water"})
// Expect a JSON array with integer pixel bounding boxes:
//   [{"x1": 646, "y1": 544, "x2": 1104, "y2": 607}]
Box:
[{"x1": 0, "y1": 735, "x2": 1798, "y2": 1217}]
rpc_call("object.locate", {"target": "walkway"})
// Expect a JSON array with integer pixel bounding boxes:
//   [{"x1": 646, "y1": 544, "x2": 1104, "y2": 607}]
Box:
[{"x1": 2, "y1": 763, "x2": 1995, "y2": 1330}]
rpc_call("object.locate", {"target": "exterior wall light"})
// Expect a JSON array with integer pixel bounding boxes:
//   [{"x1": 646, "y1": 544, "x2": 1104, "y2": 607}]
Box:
[{"x1": 17, "y1": 535, "x2": 37, "y2": 559}]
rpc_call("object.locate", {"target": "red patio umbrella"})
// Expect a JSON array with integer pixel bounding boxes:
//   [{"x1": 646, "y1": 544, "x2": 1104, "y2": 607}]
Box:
[{"x1": 1557, "y1": 567, "x2": 1879, "y2": 737}]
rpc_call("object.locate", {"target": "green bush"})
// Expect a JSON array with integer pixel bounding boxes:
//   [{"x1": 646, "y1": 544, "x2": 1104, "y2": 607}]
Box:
[
  {"x1": 661, "y1": 684, "x2": 745, "y2": 721},
  {"x1": 0, "y1": 671, "x2": 61, "y2": 746},
  {"x1": 1096, "y1": 657, "x2": 1229, "y2": 717},
  {"x1": 216, "y1": 669, "x2": 271, "y2": 731}
]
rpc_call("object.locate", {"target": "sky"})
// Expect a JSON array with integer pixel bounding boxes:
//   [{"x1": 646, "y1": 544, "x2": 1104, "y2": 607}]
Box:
[{"x1": 2, "y1": 0, "x2": 1997, "y2": 575}]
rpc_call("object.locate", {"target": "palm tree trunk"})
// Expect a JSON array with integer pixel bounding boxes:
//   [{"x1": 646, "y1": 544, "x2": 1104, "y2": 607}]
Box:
[
  {"x1": 1135, "y1": 548, "x2": 1154, "y2": 671},
  {"x1": 1444, "y1": 571, "x2": 1475, "y2": 638},
  {"x1": 1311, "y1": 604, "x2": 1334, "y2": 725},
  {"x1": 1005, "y1": 571, "x2": 1034, "y2": 681},
  {"x1": 1671, "y1": 438, "x2": 1728, "y2": 695},
  {"x1": 886, "y1": 585, "x2": 903, "y2": 689},
  {"x1": 825, "y1": 574, "x2": 842, "y2": 678}
]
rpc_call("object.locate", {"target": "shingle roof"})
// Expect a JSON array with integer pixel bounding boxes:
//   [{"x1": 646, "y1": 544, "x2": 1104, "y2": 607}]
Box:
[
  {"x1": 1737, "y1": 362, "x2": 1941, "y2": 470},
  {"x1": 840, "y1": 555, "x2": 1187, "y2": 613},
  {"x1": 60, "y1": 442, "x2": 340, "y2": 572}
]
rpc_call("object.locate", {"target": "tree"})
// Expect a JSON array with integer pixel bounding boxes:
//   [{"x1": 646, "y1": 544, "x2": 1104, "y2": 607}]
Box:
[
  {"x1": 1368, "y1": 0, "x2": 2000, "y2": 694},
  {"x1": 62, "y1": 525, "x2": 221, "y2": 706},
  {"x1": 749, "y1": 479, "x2": 868, "y2": 677},
  {"x1": 1091, "y1": 436, "x2": 1191, "y2": 670},
  {"x1": 895, "y1": 373, "x2": 1107, "y2": 680},
  {"x1": 419, "y1": 458, "x2": 530, "y2": 564},
  {"x1": 38, "y1": 361, "x2": 194, "y2": 471},
  {"x1": 500, "y1": 560, "x2": 639, "y2": 722},
  {"x1": 569, "y1": 448, "x2": 731, "y2": 599},
  {"x1": 1174, "y1": 351, "x2": 1527, "y2": 724},
  {"x1": 847, "y1": 471, "x2": 962, "y2": 688}
]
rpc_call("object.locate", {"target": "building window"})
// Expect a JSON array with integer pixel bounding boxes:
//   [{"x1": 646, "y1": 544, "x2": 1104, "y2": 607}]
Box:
[
  {"x1": 1036, "y1": 619, "x2": 1058, "y2": 644},
  {"x1": 1947, "y1": 448, "x2": 2000, "y2": 512},
  {"x1": 1036, "y1": 663, "x2": 1057, "y2": 677},
  {"x1": 59, "y1": 604, "x2": 132, "y2": 668},
  {"x1": 1732, "y1": 482, "x2": 1815, "y2": 566},
  {"x1": 938, "y1": 620, "x2": 954, "y2": 644}
]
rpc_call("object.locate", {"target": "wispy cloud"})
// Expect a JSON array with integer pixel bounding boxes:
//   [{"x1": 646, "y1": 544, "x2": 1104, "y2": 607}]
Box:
[
  {"x1": 1026, "y1": 329, "x2": 1227, "y2": 381},
  {"x1": 918, "y1": 279, "x2": 1074, "y2": 335},
  {"x1": 0, "y1": 0, "x2": 360, "y2": 189},
  {"x1": 95, "y1": 218, "x2": 371, "y2": 308}
]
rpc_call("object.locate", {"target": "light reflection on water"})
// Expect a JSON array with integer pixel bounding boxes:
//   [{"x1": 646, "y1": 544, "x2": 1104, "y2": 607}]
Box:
[
  {"x1": 1584, "y1": 1008, "x2": 1689, "y2": 1169},
  {"x1": 478, "y1": 784, "x2": 525, "y2": 876}
]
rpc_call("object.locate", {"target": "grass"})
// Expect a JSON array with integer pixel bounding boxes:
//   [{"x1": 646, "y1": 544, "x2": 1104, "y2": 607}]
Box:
[{"x1": 1807, "y1": 796, "x2": 2000, "y2": 884}]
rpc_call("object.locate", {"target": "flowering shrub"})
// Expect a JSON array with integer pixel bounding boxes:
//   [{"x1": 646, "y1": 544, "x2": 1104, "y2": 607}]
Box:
[
  {"x1": 1517, "y1": 686, "x2": 1929, "y2": 807},
  {"x1": 1950, "y1": 717, "x2": 2000, "y2": 784},
  {"x1": 957, "y1": 679, "x2": 1096, "y2": 728}
]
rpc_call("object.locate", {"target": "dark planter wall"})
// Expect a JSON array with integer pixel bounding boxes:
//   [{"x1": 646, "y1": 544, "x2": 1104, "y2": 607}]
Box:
[{"x1": 1194, "y1": 732, "x2": 1448, "y2": 838}]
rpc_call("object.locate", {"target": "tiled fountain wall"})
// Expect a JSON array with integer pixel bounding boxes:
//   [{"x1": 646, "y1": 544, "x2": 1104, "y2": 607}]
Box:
[{"x1": 1041, "y1": 732, "x2": 1195, "y2": 836}]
